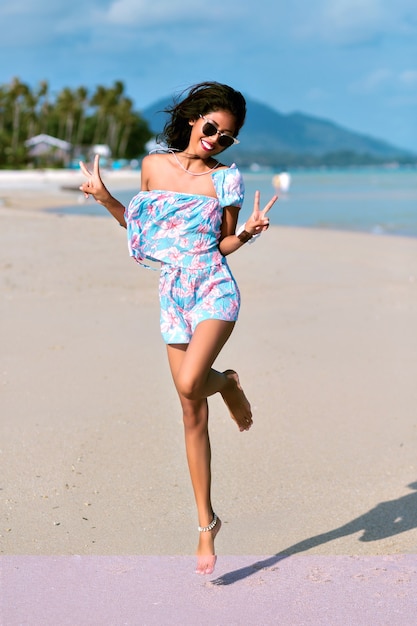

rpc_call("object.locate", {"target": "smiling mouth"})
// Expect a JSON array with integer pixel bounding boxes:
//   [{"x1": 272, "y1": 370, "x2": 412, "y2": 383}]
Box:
[{"x1": 201, "y1": 139, "x2": 214, "y2": 151}]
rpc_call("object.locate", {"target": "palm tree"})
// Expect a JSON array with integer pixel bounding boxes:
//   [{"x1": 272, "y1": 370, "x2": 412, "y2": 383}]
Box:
[
  {"x1": 25, "y1": 91, "x2": 38, "y2": 139},
  {"x1": 114, "y1": 96, "x2": 135, "y2": 157},
  {"x1": 74, "y1": 86, "x2": 89, "y2": 148},
  {"x1": 90, "y1": 85, "x2": 110, "y2": 146},
  {"x1": 0, "y1": 84, "x2": 7, "y2": 138},
  {"x1": 9, "y1": 77, "x2": 30, "y2": 158},
  {"x1": 36, "y1": 80, "x2": 50, "y2": 135},
  {"x1": 0, "y1": 76, "x2": 153, "y2": 167},
  {"x1": 56, "y1": 87, "x2": 79, "y2": 144},
  {"x1": 91, "y1": 80, "x2": 126, "y2": 148}
]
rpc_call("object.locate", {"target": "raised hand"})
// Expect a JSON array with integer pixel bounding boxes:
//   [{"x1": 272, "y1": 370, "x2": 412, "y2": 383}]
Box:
[
  {"x1": 79, "y1": 154, "x2": 127, "y2": 226},
  {"x1": 79, "y1": 154, "x2": 111, "y2": 205},
  {"x1": 245, "y1": 190, "x2": 278, "y2": 236}
]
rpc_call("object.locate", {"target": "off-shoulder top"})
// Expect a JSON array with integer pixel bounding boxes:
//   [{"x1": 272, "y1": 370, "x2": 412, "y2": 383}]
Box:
[{"x1": 124, "y1": 164, "x2": 244, "y2": 270}]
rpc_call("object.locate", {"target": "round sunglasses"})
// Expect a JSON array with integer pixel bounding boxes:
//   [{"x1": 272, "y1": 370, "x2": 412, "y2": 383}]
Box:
[{"x1": 199, "y1": 115, "x2": 240, "y2": 148}]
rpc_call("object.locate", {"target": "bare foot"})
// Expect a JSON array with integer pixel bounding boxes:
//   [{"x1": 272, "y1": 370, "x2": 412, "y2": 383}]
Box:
[
  {"x1": 221, "y1": 370, "x2": 253, "y2": 431},
  {"x1": 196, "y1": 516, "x2": 222, "y2": 575}
]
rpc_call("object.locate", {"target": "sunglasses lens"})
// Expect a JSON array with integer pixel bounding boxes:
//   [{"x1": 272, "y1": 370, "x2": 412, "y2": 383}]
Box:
[
  {"x1": 202, "y1": 121, "x2": 217, "y2": 137},
  {"x1": 218, "y1": 135, "x2": 234, "y2": 148},
  {"x1": 201, "y1": 119, "x2": 235, "y2": 148}
]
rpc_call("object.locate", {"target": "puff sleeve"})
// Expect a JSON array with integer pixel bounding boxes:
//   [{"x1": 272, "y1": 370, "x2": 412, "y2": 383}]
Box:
[{"x1": 211, "y1": 164, "x2": 245, "y2": 209}]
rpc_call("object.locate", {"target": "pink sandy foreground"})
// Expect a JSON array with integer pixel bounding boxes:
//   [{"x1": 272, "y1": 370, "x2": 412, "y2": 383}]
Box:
[{"x1": 2, "y1": 555, "x2": 416, "y2": 625}]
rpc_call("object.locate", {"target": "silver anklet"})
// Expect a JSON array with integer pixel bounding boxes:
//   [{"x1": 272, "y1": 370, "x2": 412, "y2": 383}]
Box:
[{"x1": 198, "y1": 513, "x2": 218, "y2": 532}]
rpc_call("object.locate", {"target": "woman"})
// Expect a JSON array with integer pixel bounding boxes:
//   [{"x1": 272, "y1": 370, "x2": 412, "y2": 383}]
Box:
[{"x1": 80, "y1": 81, "x2": 277, "y2": 575}]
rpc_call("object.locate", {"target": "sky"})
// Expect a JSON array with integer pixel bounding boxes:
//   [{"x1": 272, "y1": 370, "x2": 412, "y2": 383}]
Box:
[{"x1": 1, "y1": 0, "x2": 416, "y2": 152}]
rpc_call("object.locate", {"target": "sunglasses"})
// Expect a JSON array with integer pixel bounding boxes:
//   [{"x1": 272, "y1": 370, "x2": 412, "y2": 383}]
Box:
[{"x1": 199, "y1": 115, "x2": 240, "y2": 148}]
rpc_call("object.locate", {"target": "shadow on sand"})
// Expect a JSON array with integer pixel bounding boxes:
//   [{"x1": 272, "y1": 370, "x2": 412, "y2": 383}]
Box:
[{"x1": 211, "y1": 481, "x2": 417, "y2": 586}]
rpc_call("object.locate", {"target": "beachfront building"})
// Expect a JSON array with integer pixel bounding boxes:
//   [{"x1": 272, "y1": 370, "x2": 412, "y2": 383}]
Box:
[{"x1": 25, "y1": 134, "x2": 72, "y2": 166}]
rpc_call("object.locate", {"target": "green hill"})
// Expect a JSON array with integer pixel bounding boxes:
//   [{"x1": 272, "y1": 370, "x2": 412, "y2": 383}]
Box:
[{"x1": 142, "y1": 96, "x2": 415, "y2": 167}]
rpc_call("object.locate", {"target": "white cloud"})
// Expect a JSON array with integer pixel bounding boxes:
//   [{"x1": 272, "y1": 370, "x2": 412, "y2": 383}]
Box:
[
  {"x1": 351, "y1": 69, "x2": 393, "y2": 93},
  {"x1": 321, "y1": 0, "x2": 387, "y2": 38},
  {"x1": 399, "y1": 70, "x2": 417, "y2": 86},
  {"x1": 350, "y1": 67, "x2": 417, "y2": 96},
  {"x1": 100, "y1": 0, "x2": 235, "y2": 27},
  {"x1": 292, "y1": 0, "x2": 417, "y2": 45},
  {"x1": 0, "y1": 0, "x2": 90, "y2": 47},
  {"x1": 102, "y1": 0, "x2": 185, "y2": 25}
]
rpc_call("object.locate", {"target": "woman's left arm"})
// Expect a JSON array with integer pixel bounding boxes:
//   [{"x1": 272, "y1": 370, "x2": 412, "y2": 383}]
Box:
[{"x1": 218, "y1": 191, "x2": 278, "y2": 256}]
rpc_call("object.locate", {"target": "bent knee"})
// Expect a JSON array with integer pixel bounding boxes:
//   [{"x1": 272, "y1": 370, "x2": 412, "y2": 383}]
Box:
[{"x1": 176, "y1": 373, "x2": 203, "y2": 401}]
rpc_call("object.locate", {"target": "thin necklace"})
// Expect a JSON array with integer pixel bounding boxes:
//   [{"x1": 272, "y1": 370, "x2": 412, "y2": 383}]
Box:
[{"x1": 169, "y1": 150, "x2": 220, "y2": 176}]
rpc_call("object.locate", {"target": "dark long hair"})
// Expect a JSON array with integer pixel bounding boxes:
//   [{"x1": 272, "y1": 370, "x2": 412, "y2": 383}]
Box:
[{"x1": 160, "y1": 82, "x2": 246, "y2": 151}]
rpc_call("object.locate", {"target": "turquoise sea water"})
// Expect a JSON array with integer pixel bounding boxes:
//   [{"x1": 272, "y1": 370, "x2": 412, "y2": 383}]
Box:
[
  {"x1": 242, "y1": 167, "x2": 417, "y2": 238},
  {"x1": 53, "y1": 166, "x2": 417, "y2": 238}
]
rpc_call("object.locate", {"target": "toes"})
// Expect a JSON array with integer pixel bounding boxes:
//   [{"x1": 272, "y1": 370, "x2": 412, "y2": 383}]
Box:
[
  {"x1": 240, "y1": 417, "x2": 253, "y2": 431},
  {"x1": 196, "y1": 556, "x2": 217, "y2": 575}
]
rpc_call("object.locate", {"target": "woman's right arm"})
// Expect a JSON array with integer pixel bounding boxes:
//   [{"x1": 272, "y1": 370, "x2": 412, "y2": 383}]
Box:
[{"x1": 79, "y1": 154, "x2": 127, "y2": 228}]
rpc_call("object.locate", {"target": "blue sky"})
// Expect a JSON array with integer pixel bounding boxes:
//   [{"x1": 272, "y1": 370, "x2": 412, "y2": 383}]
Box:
[{"x1": 1, "y1": 0, "x2": 416, "y2": 151}]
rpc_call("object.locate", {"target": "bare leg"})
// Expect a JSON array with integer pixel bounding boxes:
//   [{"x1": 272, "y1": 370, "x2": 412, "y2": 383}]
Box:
[
  {"x1": 176, "y1": 390, "x2": 222, "y2": 575},
  {"x1": 172, "y1": 320, "x2": 253, "y2": 431},
  {"x1": 166, "y1": 320, "x2": 252, "y2": 575}
]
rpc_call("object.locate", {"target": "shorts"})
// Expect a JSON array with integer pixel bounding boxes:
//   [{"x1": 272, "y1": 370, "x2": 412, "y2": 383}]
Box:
[{"x1": 159, "y1": 261, "x2": 240, "y2": 343}]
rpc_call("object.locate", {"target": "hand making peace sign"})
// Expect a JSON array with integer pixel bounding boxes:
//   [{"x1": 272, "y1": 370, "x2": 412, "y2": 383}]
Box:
[
  {"x1": 79, "y1": 154, "x2": 111, "y2": 205},
  {"x1": 79, "y1": 154, "x2": 127, "y2": 226},
  {"x1": 245, "y1": 190, "x2": 278, "y2": 236}
]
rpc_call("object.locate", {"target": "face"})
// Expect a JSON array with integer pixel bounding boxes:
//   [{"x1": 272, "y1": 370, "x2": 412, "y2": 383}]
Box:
[{"x1": 188, "y1": 110, "x2": 239, "y2": 156}]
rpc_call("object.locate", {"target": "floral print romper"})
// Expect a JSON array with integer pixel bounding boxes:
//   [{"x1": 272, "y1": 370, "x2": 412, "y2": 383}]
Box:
[{"x1": 125, "y1": 164, "x2": 244, "y2": 344}]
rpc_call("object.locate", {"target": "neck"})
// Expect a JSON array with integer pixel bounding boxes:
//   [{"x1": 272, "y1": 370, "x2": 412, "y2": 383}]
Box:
[
  {"x1": 169, "y1": 150, "x2": 219, "y2": 176},
  {"x1": 179, "y1": 151, "x2": 200, "y2": 160},
  {"x1": 179, "y1": 151, "x2": 215, "y2": 167}
]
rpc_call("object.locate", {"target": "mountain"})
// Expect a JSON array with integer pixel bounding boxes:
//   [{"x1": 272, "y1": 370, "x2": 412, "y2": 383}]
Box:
[{"x1": 141, "y1": 96, "x2": 415, "y2": 167}]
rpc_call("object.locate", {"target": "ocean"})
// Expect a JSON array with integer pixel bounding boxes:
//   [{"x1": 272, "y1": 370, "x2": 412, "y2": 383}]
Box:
[
  {"x1": 54, "y1": 166, "x2": 417, "y2": 238},
  {"x1": 241, "y1": 166, "x2": 417, "y2": 238}
]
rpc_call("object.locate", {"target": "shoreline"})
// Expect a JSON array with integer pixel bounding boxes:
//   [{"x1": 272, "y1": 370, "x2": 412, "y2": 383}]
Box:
[
  {"x1": 1, "y1": 168, "x2": 417, "y2": 241},
  {"x1": 0, "y1": 167, "x2": 141, "y2": 213}
]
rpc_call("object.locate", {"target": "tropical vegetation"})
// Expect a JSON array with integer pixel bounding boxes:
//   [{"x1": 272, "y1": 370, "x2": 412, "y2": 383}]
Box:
[
  {"x1": 0, "y1": 77, "x2": 153, "y2": 168},
  {"x1": 2, "y1": 77, "x2": 415, "y2": 170}
]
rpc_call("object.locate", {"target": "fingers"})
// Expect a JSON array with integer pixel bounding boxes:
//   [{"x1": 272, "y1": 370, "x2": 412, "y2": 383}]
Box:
[
  {"x1": 79, "y1": 155, "x2": 101, "y2": 198},
  {"x1": 261, "y1": 194, "x2": 278, "y2": 218},
  {"x1": 79, "y1": 154, "x2": 100, "y2": 179},
  {"x1": 93, "y1": 154, "x2": 100, "y2": 176},
  {"x1": 248, "y1": 191, "x2": 278, "y2": 234},
  {"x1": 253, "y1": 189, "x2": 260, "y2": 213},
  {"x1": 79, "y1": 160, "x2": 91, "y2": 178},
  {"x1": 252, "y1": 191, "x2": 278, "y2": 217},
  {"x1": 79, "y1": 159, "x2": 94, "y2": 197}
]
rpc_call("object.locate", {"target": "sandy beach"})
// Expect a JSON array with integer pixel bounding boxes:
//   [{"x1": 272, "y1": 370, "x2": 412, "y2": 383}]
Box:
[{"x1": 1, "y1": 168, "x2": 417, "y2": 560}]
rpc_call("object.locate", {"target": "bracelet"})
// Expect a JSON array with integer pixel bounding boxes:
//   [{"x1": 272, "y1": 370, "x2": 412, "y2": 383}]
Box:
[{"x1": 237, "y1": 229, "x2": 253, "y2": 243}]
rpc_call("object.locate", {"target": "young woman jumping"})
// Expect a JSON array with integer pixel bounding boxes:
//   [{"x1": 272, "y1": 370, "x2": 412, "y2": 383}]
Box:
[{"x1": 79, "y1": 81, "x2": 277, "y2": 575}]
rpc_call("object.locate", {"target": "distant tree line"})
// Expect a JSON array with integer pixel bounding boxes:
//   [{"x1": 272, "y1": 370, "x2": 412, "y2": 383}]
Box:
[
  {"x1": 235, "y1": 149, "x2": 416, "y2": 170},
  {"x1": 0, "y1": 77, "x2": 153, "y2": 168},
  {"x1": 2, "y1": 77, "x2": 415, "y2": 170}
]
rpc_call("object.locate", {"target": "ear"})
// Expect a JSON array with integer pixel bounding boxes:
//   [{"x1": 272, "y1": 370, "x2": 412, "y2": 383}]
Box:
[{"x1": 189, "y1": 119, "x2": 196, "y2": 127}]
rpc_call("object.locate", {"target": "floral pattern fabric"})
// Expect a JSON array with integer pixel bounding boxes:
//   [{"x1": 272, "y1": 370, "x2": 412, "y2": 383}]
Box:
[
  {"x1": 159, "y1": 262, "x2": 241, "y2": 343},
  {"x1": 125, "y1": 164, "x2": 244, "y2": 269},
  {"x1": 124, "y1": 164, "x2": 245, "y2": 343}
]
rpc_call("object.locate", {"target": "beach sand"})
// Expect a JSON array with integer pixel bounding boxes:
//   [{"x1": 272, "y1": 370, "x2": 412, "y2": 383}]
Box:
[{"x1": 1, "y1": 169, "x2": 417, "y2": 559}]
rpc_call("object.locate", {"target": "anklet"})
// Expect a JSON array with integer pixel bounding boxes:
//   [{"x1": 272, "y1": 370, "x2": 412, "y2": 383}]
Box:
[{"x1": 198, "y1": 513, "x2": 218, "y2": 532}]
